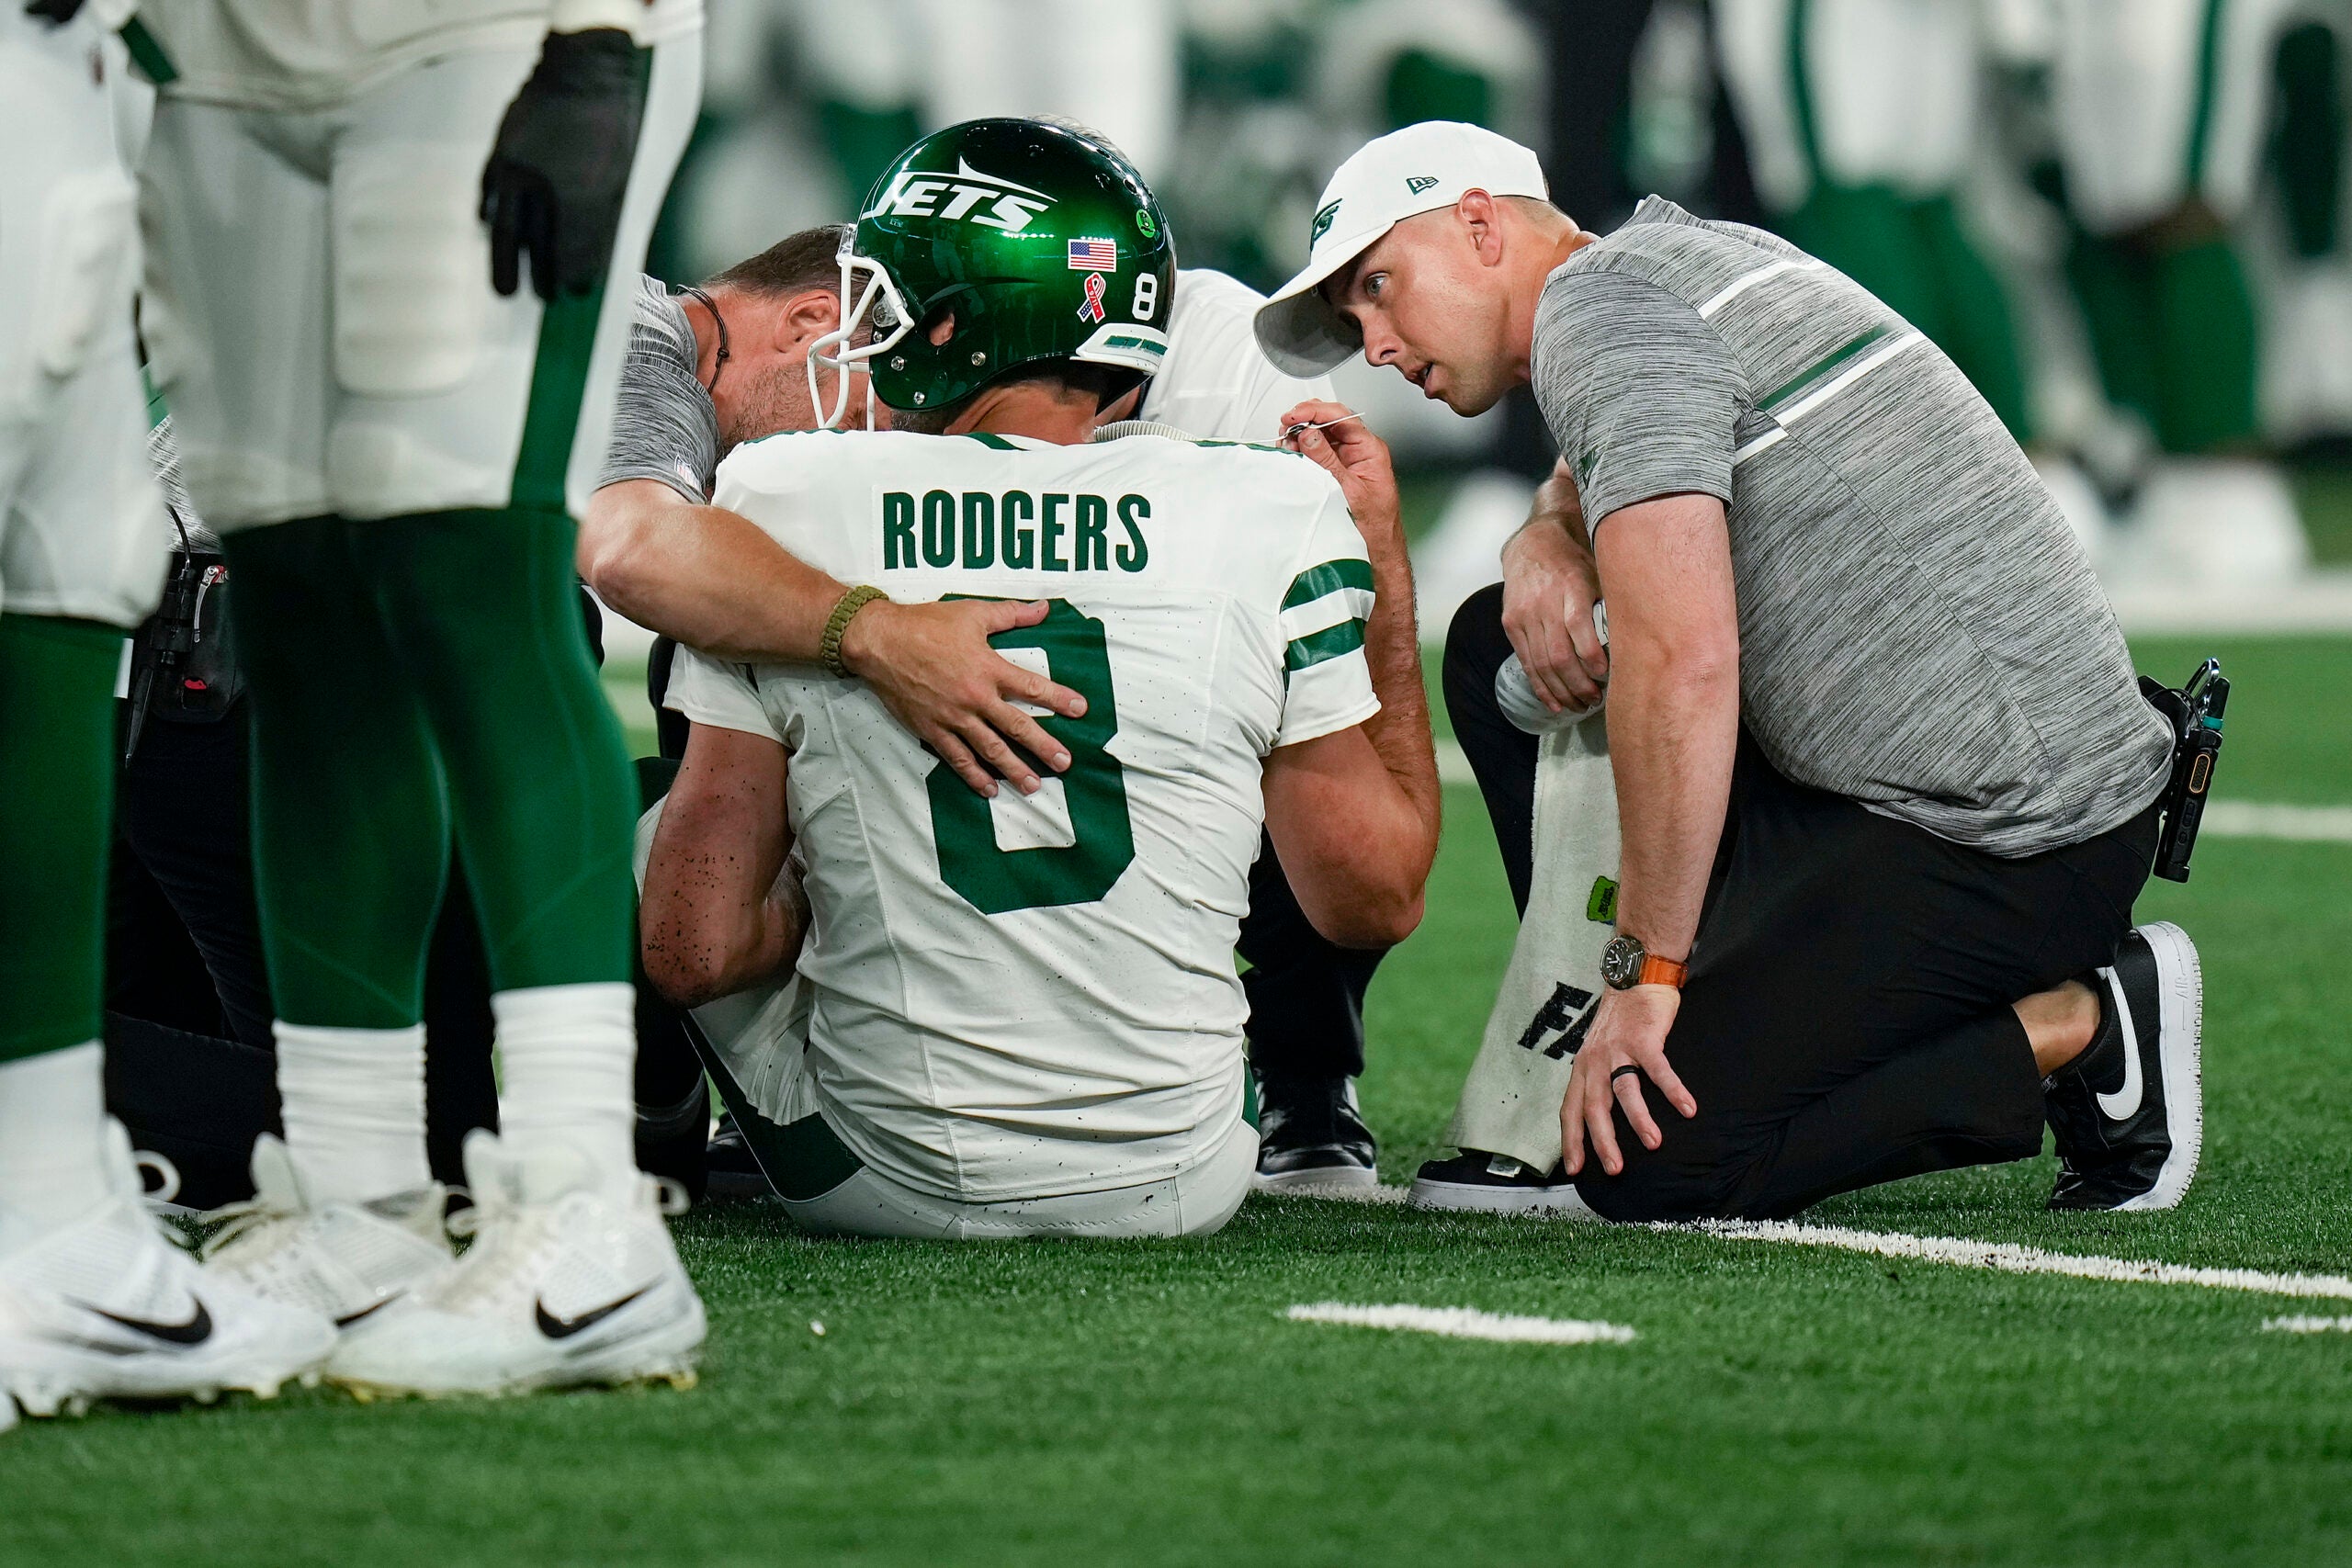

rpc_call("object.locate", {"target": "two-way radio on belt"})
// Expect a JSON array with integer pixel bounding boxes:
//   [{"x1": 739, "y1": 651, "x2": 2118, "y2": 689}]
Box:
[
  {"x1": 122, "y1": 498, "x2": 226, "y2": 762},
  {"x1": 2143, "y1": 657, "x2": 2229, "y2": 884}
]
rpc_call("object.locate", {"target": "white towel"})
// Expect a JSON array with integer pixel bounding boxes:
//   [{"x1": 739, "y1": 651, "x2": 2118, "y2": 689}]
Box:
[{"x1": 1441, "y1": 710, "x2": 1623, "y2": 1170}]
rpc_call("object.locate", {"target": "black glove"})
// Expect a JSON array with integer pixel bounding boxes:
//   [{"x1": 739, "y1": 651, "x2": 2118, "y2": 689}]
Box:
[
  {"x1": 479, "y1": 28, "x2": 646, "y2": 300},
  {"x1": 24, "y1": 0, "x2": 89, "y2": 22}
]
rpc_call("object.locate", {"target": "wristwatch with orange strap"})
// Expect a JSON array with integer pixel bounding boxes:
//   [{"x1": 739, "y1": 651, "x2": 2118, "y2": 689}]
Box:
[{"x1": 1600, "y1": 932, "x2": 1689, "y2": 991}]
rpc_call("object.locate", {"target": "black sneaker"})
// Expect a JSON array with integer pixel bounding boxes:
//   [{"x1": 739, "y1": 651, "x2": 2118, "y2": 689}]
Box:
[
  {"x1": 2045, "y1": 921, "x2": 2204, "y2": 1212},
  {"x1": 1408, "y1": 1150, "x2": 1596, "y2": 1215},
  {"x1": 633, "y1": 1077, "x2": 710, "y2": 1205},
  {"x1": 1253, "y1": 1075, "x2": 1379, "y2": 1191},
  {"x1": 705, "y1": 1111, "x2": 776, "y2": 1201}
]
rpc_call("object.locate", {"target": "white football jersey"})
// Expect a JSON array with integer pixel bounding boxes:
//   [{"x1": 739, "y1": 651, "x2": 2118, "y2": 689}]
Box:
[
  {"x1": 667, "y1": 428, "x2": 1378, "y2": 1202},
  {"x1": 1141, "y1": 269, "x2": 1336, "y2": 443},
  {"x1": 138, "y1": 0, "x2": 702, "y2": 109}
]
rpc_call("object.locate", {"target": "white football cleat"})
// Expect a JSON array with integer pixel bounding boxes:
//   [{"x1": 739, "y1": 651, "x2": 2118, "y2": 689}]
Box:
[
  {"x1": 198, "y1": 1135, "x2": 454, "y2": 1347},
  {"x1": 0, "y1": 1122, "x2": 335, "y2": 1416},
  {"x1": 329, "y1": 1131, "x2": 705, "y2": 1399}
]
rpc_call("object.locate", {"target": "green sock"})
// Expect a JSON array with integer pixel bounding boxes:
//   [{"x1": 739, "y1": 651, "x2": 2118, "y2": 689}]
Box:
[
  {"x1": 2154, "y1": 237, "x2": 2261, "y2": 453},
  {"x1": 225, "y1": 509, "x2": 637, "y2": 1021},
  {"x1": 223, "y1": 517, "x2": 450, "y2": 1028},
  {"x1": 0, "y1": 615, "x2": 128, "y2": 1061},
  {"x1": 2065, "y1": 231, "x2": 2165, "y2": 439},
  {"x1": 365, "y1": 508, "x2": 637, "y2": 994},
  {"x1": 1914, "y1": 195, "x2": 2033, "y2": 445}
]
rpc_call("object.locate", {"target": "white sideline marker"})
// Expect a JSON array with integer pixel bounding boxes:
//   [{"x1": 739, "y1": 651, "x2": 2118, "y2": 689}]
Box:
[
  {"x1": 1691, "y1": 1220, "x2": 2352, "y2": 1301},
  {"x1": 2264, "y1": 1315, "x2": 2352, "y2": 1334},
  {"x1": 1287, "y1": 1302, "x2": 1635, "y2": 1345}
]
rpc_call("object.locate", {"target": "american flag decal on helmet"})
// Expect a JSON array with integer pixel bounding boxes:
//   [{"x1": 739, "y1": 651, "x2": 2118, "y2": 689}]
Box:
[{"x1": 1067, "y1": 238, "x2": 1118, "y2": 271}]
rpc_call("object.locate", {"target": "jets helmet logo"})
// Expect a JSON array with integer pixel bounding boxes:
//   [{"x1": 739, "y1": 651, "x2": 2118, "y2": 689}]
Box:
[
  {"x1": 1309, "y1": 199, "x2": 1340, "y2": 247},
  {"x1": 865, "y1": 158, "x2": 1056, "y2": 234}
]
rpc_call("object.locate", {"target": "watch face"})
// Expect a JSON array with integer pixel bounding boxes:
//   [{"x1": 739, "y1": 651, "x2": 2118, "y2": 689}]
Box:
[{"x1": 1601, "y1": 934, "x2": 1644, "y2": 989}]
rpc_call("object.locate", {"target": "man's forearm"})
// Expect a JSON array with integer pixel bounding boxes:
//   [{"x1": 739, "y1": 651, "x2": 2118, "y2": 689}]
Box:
[
  {"x1": 1356, "y1": 522, "x2": 1441, "y2": 847},
  {"x1": 582, "y1": 485, "x2": 847, "y2": 662},
  {"x1": 1524, "y1": 457, "x2": 1592, "y2": 550},
  {"x1": 1504, "y1": 464, "x2": 1594, "y2": 580},
  {"x1": 1591, "y1": 491, "x2": 1741, "y2": 963},
  {"x1": 642, "y1": 878, "x2": 799, "y2": 1008},
  {"x1": 1606, "y1": 639, "x2": 1736, "y2": 961}
]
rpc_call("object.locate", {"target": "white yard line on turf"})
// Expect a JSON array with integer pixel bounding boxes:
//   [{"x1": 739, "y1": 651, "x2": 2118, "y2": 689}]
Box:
[
  {"x1": 1437, "y1": 742, "x2": 2352, "y2": 844},
  {"x1": 1691, "y1": 1221, "x2": 2352, "y2": 1300},
  {"x1": 1280, "y1": 1190, "x2": 2352, "y2": 1302},
  {"x1": 1287, "y1": 1302, "x2": 1636, "y2": 1345},
  {"x1": 2200, "y1": 799, "x2": 2352, "y2": 842},
  {"x1": 2264, "y1": 1315, "x2": 2352, "y2": 1333}
]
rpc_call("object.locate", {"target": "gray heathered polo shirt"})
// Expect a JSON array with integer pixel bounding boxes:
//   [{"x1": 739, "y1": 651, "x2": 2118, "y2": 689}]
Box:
[
  {"x1": 1534, "y1": 197, "x2": 2171, "y2": 857},
  {"x1": 597, "y1": 275, "x2": 720, "y2": 503}
]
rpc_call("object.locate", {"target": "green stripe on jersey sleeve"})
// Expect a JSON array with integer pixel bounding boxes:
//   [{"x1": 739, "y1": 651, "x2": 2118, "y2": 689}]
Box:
[
  {"x1": 1286, "y1": 618, "x2": 1367, "y2": 672},
  {"x1": 1283, "y1": 557, "x2": 1375, "y2": 610}
]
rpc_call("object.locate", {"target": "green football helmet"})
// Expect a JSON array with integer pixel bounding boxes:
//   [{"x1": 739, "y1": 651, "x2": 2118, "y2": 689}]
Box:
[{"x1": 808, "y1": 118, "x2": 1177, "y2": 425}]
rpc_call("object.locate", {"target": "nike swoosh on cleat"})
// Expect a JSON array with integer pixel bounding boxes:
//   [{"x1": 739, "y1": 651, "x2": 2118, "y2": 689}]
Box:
[
  {"x1": 2097, "y1": 966, "x2": 2144, "y2": 1122},
  {"x1": 82, "y1": 1299, "x2": 213, "y2": 1347},
  {"x1": 335, "y1": 1296, "x2": 400, "y2": 1328},
  {"x1": 535, "y1": 1287, "x2": 650, "y2": 1340}
]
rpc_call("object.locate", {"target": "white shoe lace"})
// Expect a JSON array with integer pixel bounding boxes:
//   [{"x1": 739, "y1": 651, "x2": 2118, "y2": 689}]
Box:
[
  {"x1": 132, "y1": 1151, "x2": 181, "y2": 1209},
  {"x1": 424, "y1": 1177, "x2": 682, "y2": 1317}
]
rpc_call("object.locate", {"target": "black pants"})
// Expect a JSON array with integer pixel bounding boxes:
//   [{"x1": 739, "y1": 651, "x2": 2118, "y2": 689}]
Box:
[
  {"x1": 1443, "y1": 585, "x2": 2154, "y2": 1221},
  {"x1": 645, "y1": 637, "x2": 1385, "y2": 1085},
  {"x1": 111, "y1": 715, "x2": 275, "y2": 1048}
]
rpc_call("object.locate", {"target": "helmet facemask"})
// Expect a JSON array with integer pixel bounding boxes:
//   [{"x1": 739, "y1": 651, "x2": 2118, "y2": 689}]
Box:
[{"x1": 807, "y1": 231, "x2": 911, "y2": 431}]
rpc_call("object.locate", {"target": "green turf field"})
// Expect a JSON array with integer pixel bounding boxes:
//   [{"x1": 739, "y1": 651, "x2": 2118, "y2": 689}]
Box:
[{"x1": 13, "y1": 635, "x2": 2352, "y2": 1566}]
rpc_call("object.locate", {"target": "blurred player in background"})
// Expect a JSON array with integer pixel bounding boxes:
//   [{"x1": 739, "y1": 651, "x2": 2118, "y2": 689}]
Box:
[
  {"x1": 131, "y1": 0, "x2": 707, "y2": 1399},
  {"x1": 0, "y1": 0, "x2": 332, "y2": 1424},
  {"x1": 1713, "y1": 0, "x2": 2033, "y2": 443},
  {"x1": 2048, "y1": 0, "x2": 2311, "y2": 581}
]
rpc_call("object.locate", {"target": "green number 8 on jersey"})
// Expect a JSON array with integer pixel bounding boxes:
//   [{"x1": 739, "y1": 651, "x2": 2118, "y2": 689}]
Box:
[{"x1": 926, "y1": 598, "x2": 1136, "y2": 915}]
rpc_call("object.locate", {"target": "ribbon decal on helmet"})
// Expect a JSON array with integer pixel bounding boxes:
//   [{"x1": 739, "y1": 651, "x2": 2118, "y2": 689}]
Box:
[{"x1": 1077, "y1": 272, "x2": 1107, "y2": 323}]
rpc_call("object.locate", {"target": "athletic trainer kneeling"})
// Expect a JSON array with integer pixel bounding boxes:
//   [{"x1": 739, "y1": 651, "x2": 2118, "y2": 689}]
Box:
[{"x1": 1255, "y1": 122, "x2": 2201, "y2": 1220}]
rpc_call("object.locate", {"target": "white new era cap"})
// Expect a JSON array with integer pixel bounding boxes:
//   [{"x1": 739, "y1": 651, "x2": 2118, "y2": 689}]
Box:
[{"x1": 1253, "y1": 121, "x2": 1548, "y2": 377}]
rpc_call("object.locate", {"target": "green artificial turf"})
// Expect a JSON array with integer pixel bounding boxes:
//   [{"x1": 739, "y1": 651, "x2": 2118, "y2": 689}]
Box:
[{"x1": 11, "y1": 637, "x2": 2351, "y2": 1566}]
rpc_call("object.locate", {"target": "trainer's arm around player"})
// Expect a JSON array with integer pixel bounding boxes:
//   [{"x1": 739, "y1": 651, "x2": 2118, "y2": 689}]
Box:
[
  {"x1": 1265, "y1": 401, "x2": 1442, "y2": 950},
  {"x1": 577, "y1": 236, "x2": 1086, "y2": 798}
]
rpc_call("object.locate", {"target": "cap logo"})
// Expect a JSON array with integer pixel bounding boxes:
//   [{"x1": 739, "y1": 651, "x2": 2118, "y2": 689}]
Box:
[
  {"x1": 1407, "y1": 175, "x2": 1440, "y2": 196},
  {"x1": 1309, "y1": 199, "x2": 1340, "y2": 248},
  {"x1": 866, "y1": 158, "x2": 1055, "y2": 234}
]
